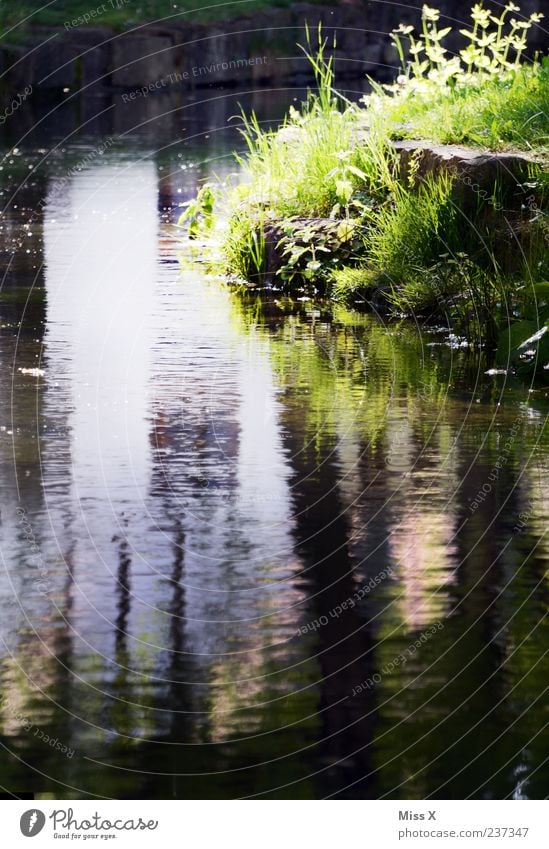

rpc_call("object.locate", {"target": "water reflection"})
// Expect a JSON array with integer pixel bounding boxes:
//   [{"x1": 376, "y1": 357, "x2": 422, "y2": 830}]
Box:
[{"x1": 0, "y1": 119, "x2": 548, "y2": 799}]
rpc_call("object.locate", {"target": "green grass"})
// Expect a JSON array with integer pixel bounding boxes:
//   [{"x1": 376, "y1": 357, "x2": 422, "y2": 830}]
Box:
[
  {"x1": 0, "y1": 0, "x2": 332, "y2": 42},
  {"x1": 369, "y1": 61, "x2": 549, "y2": 151},
  {"x1": 232, "y1": 107, "x2": 356, "y2": 219},
  {"x1": 331, "y1": 160, "x2": 548, "y2": 345}
]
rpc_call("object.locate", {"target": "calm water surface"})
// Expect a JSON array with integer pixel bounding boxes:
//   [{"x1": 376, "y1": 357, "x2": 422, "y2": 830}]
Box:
[{"x1": 0, "y1": 91, "x2": 548, "y2": 799}]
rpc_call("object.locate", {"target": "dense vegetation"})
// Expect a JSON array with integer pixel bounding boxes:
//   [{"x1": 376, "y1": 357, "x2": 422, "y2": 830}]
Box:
[{"x1": 180, "y1": 3, "x2": 549, "y2": 376}]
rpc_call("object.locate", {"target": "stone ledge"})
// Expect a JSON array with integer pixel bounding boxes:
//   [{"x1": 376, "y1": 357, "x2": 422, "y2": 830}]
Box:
[
  {"x1": 252, "y1": 138, "x2": 547, "y2": 282},
  {"x1": 391, "y1": 140, "x2": 544, "y2": 195}
]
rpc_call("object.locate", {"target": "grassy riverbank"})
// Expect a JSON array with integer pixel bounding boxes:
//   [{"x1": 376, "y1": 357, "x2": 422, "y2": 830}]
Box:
[
  {"x1": 180, "y1": 3, "x2": 549, "y2": 376},
  {"x1": 0, "y1": 0, "x2": 332, "y2": 40}
]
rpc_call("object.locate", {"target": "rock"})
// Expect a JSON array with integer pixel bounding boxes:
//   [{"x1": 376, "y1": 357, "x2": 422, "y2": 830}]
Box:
[
  {"x1": 69, "y1": 29, "x2": 114, "y2": 90},
  {"x1": 393, "y1": 140, "x2": 540, "y2": 182},
  {"x1": 3, "y1": 36, "x2": 77, "y2": 90},
  {"x1": 111, "y1": 34, "x2": 175, "y2": 88}
]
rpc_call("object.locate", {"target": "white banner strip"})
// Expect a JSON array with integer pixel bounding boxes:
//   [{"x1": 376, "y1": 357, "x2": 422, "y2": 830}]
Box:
[{"x1": 2, "y1": 800, "x2": 548, "y2": 848}]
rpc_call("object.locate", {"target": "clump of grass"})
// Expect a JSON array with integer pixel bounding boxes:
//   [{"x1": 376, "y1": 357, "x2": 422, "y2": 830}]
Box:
[
  {"x1": 330, "y1": 266, "x2": 383, "y2": 305},
  {"x1": 228, "y1": 24, "x2": 392, "y2": 222},
  {"x1": 223, "y1": 208, "x2": 267, "y2": 283},
  {"x1": 233, "y1": 105, "x2": 396, "y2": 221},
  {"x1": 331, "y1": 170, "x2": 509, "y2": 342},
  {"x1": 378, "y1": 62, "x2": 549, "y2": 149},
  {"x1": 364, "y1": 171, "x2": 460, "y2": 287},
  {"x1": 365, "y1": 2, "x2": 548, "y2": 150},
  {"x1": 232, "y1": 105, "x2": 355, "y2": 219},
  {"x1": 220, "y1": 24, "x2": 396, "y2": 285}
]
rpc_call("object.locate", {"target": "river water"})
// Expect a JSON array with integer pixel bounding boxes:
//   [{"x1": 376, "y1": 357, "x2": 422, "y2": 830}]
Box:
[{"x1": 0, "y1": 89, "x2": 548, "y2": 799}]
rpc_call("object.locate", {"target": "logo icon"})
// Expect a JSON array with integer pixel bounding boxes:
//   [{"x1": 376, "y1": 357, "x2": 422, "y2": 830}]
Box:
[{"x1": 20, "y1": 810, "x2": 46, "y2": 837}]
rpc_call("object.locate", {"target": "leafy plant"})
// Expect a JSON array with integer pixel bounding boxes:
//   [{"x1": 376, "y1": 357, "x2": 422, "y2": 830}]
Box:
[
  {"x1": 276, "y1": 218, "x2": 363, "y2": 288},
  {"x1": 177, "y1": 184, "x2": 215, "y2": 240}
]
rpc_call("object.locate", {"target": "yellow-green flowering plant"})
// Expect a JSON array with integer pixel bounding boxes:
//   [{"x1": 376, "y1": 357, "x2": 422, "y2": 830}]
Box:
[
  {"x1": 372, "y1": 1, "x2": 543, "y2": 100},
  {"x1": 361, "y1": 2, "x2": 547, "y2": 148}
]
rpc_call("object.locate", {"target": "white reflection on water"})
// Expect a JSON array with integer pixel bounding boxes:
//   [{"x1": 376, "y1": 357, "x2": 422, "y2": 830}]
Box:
[
  {"x1": 35, "y1": 157, "x2": 305, "y2": 706},
  {"x1": 44, "y1": 162, "x2": 157, "y2": 505},
  {"x1": 41, "y1": 161, "x2": 159, "y2": 642}
]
